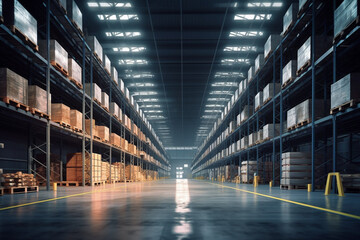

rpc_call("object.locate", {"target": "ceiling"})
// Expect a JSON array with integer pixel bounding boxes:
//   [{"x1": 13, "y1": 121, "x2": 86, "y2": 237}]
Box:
[{"x1": 78, "y1": 0, "x2": 294, "y2": 148}]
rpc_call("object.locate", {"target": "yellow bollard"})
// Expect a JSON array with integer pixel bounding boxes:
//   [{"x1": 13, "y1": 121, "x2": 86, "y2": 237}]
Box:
[
  {"x1": 325, "y1": 172, "x2": 344, "y2": 196},
  {"x1": 307, "y1": 184, "x2": 312, "y2": 192},
  {"x1": 53, "y1": 183, "x2": 57, "y2": 191},
  {"x1": 269, "y1": 180, "x2": 273, "y2": 188},
  {"x1": 254, "y1": 176, "x2": 260, "y2": 187}
]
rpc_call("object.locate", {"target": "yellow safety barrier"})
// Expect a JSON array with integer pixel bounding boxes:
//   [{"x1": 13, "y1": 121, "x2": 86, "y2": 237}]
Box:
[
  {"x1": 53, "y1": 183, "x2": 57, "y2": 191},
  {"x1": 307, "y1": 184, "x2": 312, "y2": 192},
  {"x1": 325, "y1": 172, "x2": 344, "y2": 197},
  {"x1": 221, "y1": 176, "x2": 225, "y2": 183},
  {"x1": 253, "y1": 176, "x2": 260, "y2": 187},
  {"x1": 235, "y1": 176, "x2": 240, "y2": 184},
  {"x1": 269, "y1": 180, "x2": 273, "y2": 188}
]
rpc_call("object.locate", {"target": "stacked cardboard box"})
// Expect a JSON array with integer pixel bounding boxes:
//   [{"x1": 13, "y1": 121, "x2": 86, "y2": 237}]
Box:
[
  {"x1": 101, "y1": 161, "x2": 110, "y2": 182},
  {"x1": 128, "y1": 143, "x2": 137, "y2": 155},
  {"x1": 1, "y1": 172, "x2": 37, "y2": 187},
  {"x1": 51, "y1": 103, "x2": 70, "y2": 125},
  {"x1": 66, "y1": 153, "x2": 102, "y2": 183},
  {"x1": 68, "y1": 58, "x2": 82, "y2": 86},
  {"x1": 282, "y1": 3, "x2": 298, "y2": 35},
  {"x1": 86, "y1": 36, "x2": 103, "y2": 62},
  {"x1": 97, "y1": 126, "x2": 109, "y2": 142},
  {"x1": 39, "y1": 40, "x2": 68, "y2": 73},
  {"x1": 85, "y1": 119, "x2": 96, "y2": 136},
  {"x1": 85, "y1": 83, "x2": 102, "y2": 103},
  {"x1": 66, "y1": 0, "x2": 83, "y2": 32},
  {"x1": 331, "y1": 73, "x2": 360, "y2": 109},
  {"x1": 0, "y1": 68, "x2": 28, "y2": 105},
  {"x1": 28, "y1": 85, "x2": 50, "y2": 114},
  {"x1": 113, "y1": 162, "x2": 125, "y2": 181},
  {"x1": 240, "y1": 161, "x2": 257, "y2": 183},
  {"x1": 264, "y1": 35, "x2": 281, "y2": 59},
  {"x1": 70, "y1": 109, "x2": 82, "y2": 131},
  {"x1": 281, "y1": 152, "x2": 311, "y2": 187},
  {"x1": 110, "y1": 133, "x2": 121, "y2": 147},
  {"x1": 334, "y1": 0, "x2": 359, "y2": 38}
]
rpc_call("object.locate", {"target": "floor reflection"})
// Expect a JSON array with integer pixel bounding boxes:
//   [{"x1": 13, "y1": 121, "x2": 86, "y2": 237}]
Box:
[{"x1": 173, "y1": 179, "x2": 192, "y2": 239}]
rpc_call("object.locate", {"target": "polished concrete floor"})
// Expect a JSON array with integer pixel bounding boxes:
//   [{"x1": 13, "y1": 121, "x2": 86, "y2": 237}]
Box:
[{"x1": 0, "y1": 179, "x2": 359, "y2": 240}]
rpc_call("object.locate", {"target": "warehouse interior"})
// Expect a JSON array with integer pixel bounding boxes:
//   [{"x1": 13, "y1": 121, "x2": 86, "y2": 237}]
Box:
[{"x1": 0, "y1": 0, "x2": 360, "y2": 239}]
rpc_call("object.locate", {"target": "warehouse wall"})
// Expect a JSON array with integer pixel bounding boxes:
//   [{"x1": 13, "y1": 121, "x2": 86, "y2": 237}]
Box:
[{"x1": 167, "y1": 149, "x2": 196, "y2": 179}]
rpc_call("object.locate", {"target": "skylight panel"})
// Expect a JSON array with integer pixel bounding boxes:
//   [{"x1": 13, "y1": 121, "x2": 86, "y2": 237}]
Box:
[
  {"x1": 119, "y1": 59, "x2": 148, "y2": 65},
  {"x1": 224, "y1": 46, "x2": 257, "y2": 52},
  {"x1": 247, "y1": 2, "x2": 283, "y2": 7},
  {"x1": 208, "y1": 98, "x2": 230, "y2": 101},
  {"x1": 105, "y1": 32, "x2": 141, "y2": 38},
  {"x1": 132, "y1": 91, "x2": 157, "y2": 96},
  {"x1": 128, "y1": 83, "x2": 155, "y2": 87},
  {"x1": 204, "y1": 110, "x2": 222, "y2": 113},
  {"x1": 234, "y1": 14, "x2": 272, "y2": 21},
  {"x1": 113, "y1": 47, "x2": 146, "y2": 52},
  {"x1": 201, "y1": 115, "x2": 219, "y2": 119},
  {"x1": 209, "y1": 91, "x2": 233, "y2": 95},
  {"x1": 137, "y1": 98, "x2": 159, "y2": 102},
  {"x1": 88, "y1": 2, "x2": 132, "y2": 8},
  {"x1": 144, "y1": 110, "x2": 163, "y2": 113},
  {"x1": 221, "y1": 58, "x2": 250, "y2": 65},
  {"x1": 140, "y1": 105, "x2": 161, "y2": 108},
  {"x1": 98, "y1": 14, "x2": 139, "y2": 21},
  {"x1": 125, "y1": 72, "x2": 153, "y2": 78},
  {"x1": 215, "y1": 72, "x2": 245, "y2": 78},
  {"x1": 205, "y1": 104, "x2": 225, "y2": 107},
  {"x1": 229, "y1": 31, "x2": 264, "y2": 37},
  {"x1": 211, "y1": 82, "x2": 238, "y2": 87}
]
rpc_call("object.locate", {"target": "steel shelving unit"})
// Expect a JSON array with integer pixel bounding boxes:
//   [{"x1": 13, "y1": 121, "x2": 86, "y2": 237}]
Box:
[
  {"x1": 0, "y1": 0, "x2": 170, "y2": 190},
  {"x1": 191, "y1": 0, "x2": 360, "y2": 190}
]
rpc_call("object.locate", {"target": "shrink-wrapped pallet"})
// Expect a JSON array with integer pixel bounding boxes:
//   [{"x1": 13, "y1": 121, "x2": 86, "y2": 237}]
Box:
[
  {"x1": 39, "y1": 40, "x2": 68, "y2": 73},
  {"x1": 241, "y1": 105, "x2": 253, "y2": 122},
  {"x1": 241, "y1": 161, "x2": 257, "y2": 183},
  {"x1": 299, "y1": 0, "x2": 309, "y2": 13},
  {"x1": 255, "y1": 54, "x2": 264, "y2": 73},
  {"x1": 3, "y1": 0, "x2": 38, "y2": 45},
  {"x1": 125, "y1": 88, "x2": 130, "y2": 100},
  {"x1": 236, "y1": 114, "x2": 241, "y2": 126},
  {"x1": 120, "y1": 79, "x2": 125, "y2": 93},
  {"x1": 254, "y1": 91, "x2": 263, "y2": 111},
  {"x1": 264, "y1": 35, "x2": 280, "y2": 59},
  {"x1": 85, "y1": 119, "x2": 96, "y2": 136},
  {"x1": 111, "y1": 67, "x2": 118, "y2": 85},
  {"x1": 297, "y1": 37, "x2": 311, "y2": 73},
  {"x1": 334, "y1": 0, "x2": 359, "y2": 38},
  {"x1": 331, "y1": 73, "x2": 360, "y2": 109},
  {"x1": 66, "y1": 0, "x2": 82, "y2": 32},
  {"x1": 57, "y1": 0, "x2": 66, "y2": 11},
  {"x1": 248, "y1": 66, "x2": 255, "y2": 83},
  {"x1": 86, "y1": 36, "x2": 103, "y2": 62},
  {"x1": 68, "y1": 58, "x2": 82, "y2": 86},
  {"x1": 97, "y1": 126, "x2": 109, "y2": 142},
  {"x1": 110, "y1": 102, "x2": 119, "y2": 118},
  {"x1": 248, "y1": 133, "x2": 257, "y2": 146},
  {"x1": 101, "y1": 161, "x2": 110, "y2": 182},
  {"x1": 296, "y1": 99, "x2": 325, "y2": 124},
  {"x1": 263, "y1": 83, "x2": 281, "y2": 102},
  {"x1": 129, "y1": 144, "x2": 137, "y2": 155},
  {"x1": 257, "y1": 130, "x2": 263, "y2": 143},
  {"x1": 281, "y1": 152, "x2": 311, "y2": 187},
  {"x1": 110, "y1": 133, "x2": 121, "y2": 147},
  {"x1": 287, "y1": 107, "x2": 297, "y2": 129},
  {"x1": 104, "y1": 54, "x2": 111, "y2": 75},
  {"x1": 236, "y1": 140, "x2": 241, "y2": 152},
  {"x1": 0, "y1": 68, "x2": 28, "y2": 104},
  {"x1": 28, "y1": 85, "x2": 50, "y2": 114},
  {"x1": 283, "y1": 3, "x2": 298, "y2": 35},
  {"x1": 85, "y1": 83, "x2": 101, "y2": 103},
  {"x1": 241, "y1": 136, "x2": 248, "y2": 150},
  {"x1": 0, "y1": 0, "x2": 2, "y2": 21},
  {"x1": 51, "y1": 103, "x2": 70, "y2": 125},
  {"x1": 66, "y1": 152, "x2": 102, "y2": 183},
  {"x1": 282, "y1": 60, "x2": 297, "y2": 85},
  {"x1": 70, "y1": 109, "x2": 82, "y2": 130},
  {"x1": 101, "y1": 92, "x2": 109, "y2": 110},
  {"x1": 262, "y1": 124, "x2": 280, "y2": 140}
]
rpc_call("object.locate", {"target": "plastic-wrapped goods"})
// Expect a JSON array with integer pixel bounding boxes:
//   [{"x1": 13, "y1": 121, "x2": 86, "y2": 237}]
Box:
[
  {"x1": 264, "y1": 35, "x2": 281, "y2": 59},
  {"x1": 243, "y1": 78, "x2": 247, "y2": 91},
  {"x1": 51, "y1": 103, "x2": 70, "y2": 125},
  {"x1": 110, "y1": 102, "x2": 119, "y2": 118},
  {"x1": 235, "y1": 89, "x2": 239, "y2": 101},
  {"x1": 257, "y1": 130, "x2": 263, "y2": 143},
  {"x1": 297, "y1": 37, "x2": 311, "y2": 73},
  {"x1": 334, "y1": 0, "x2": 358, "y2": 38},
  {"x1": 255, "y1": 54, "x2": 264, "y2": 73},
  {"x1": 240, "y1": 105, "x2": 253, "y2": 122},
  {"x1": 0, "y1": 0, "x2": 2, "y2": 21},
  {"x1": 66, "y1": 153, "x2": 102, "y2": 183},
  {"x1": 86, "y1": 36, "x2": 103, "y2": 63},
  {"x1": 299, "y1": 0, "x2": 309, "y2": 12},
  {"x1": 254, "y1": 91, "x2": 263, "y2": 111},
  {"x1": 281, "y1": 152, "x2": 311, "y2": 186},
  {"x1": 229, "y1": 121, "x2": 236, "y2": 133},
  {"x1": 0, "y1": 68, "x2": 28, "y2": 105},
  {"x1": 28, "y1": 85, "x2": 50, "y2": 114},
  {"x1": 241, "y1": 136, "x2": 248, "y2": 150},
  {"x1": 239, "y1": 81, "x2": 243, "y2": 94},
  {"x1": 3, "y1": 0, "x2": 38, "y2": 46},
  {"x1": 282, "y1": 60, "x2": 297, "y2": 85},
  {"x1": 248, "y1": 66, "x2": 255, "y2": 83},
  {"x1": 97, "y1": 126, "x2": 109, "y2": 142},
  {"x1": 131, "y1": 96, "x2": 135, "y2": 106},
  {"x1": 120, "y1": 79, "x2": 125, "y2": 93},
  {"x1": 66, "y1": 0, "x2": 82, "y2": 32},
  {"x1": 241, "y1": 161, "x2": 257, "y2": 183},
  {"x1": 70, "y1": 109, "x2": 82, "y2": 130},
  {"x1": 126, "y1": 88, "x2": 130, "y2": 100},
  {"x1": 85, "y1": 83, "x2": 101, "y2": 103},
  {"x1": 231, "y1": 95, "x2": 235, "y2": 106},
  {"x1": 287, "y1": 107, "x2": 297, "y2": 129},
  {"x1": 68, "y1": 58, "x2": 82, "y2": 86},
  {"x1": 262, "y1": 124, "x2": 280, "y2": 140},
  {"x1": 104, "y1": 54, "x2": 111, "y2": 75},
  {"x1": 331, "y1": 73, "x2": 360, "y2": 109},
  {"x1": 101, "y1": 92, "x2": 109, "y2": 110},
  {"x1": 263, "y1": 83, "x2": 281, "y2": 103},
  {"x1": 39, "y1": 40, "x2": 68, "y2": 72},
  {"x1": 296, "y1": 99, "x2": 325, "y2": 124},
  {"x1": 224, "y1": 105, "x2": 228, "y2": 116},
  {"x1": 119, "y1": 108, "x2": 123, "y2": 122},
  {"x1": 101, "y1": 161, "x2": 110, "y2": 181},
  {"x1": 85, "y1": 119, "x2": 96, "y2": 136},
  {"x1": 227, "y1": 101, "x2": 231, "y2": 111},
  {"x1": 111, "y1": 67, "x2": 118, "y2": 85},
  {"x1": 58, "y1": 0, "x2": 66, "y2": 11},
  {"x1": 237, "y1": 114, "x2": 241, "y2": 126},
  {"x1": 283, "y1": 3, "x2": 299, "y2": 35},
  {"x1": 248, "y1": 133, "x2": 257, "y2": 146}
]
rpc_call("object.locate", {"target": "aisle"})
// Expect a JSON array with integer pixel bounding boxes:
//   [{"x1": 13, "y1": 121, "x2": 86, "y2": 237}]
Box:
[{"x1": 0, "y1": 179, "x2": 359, "y2": 240}]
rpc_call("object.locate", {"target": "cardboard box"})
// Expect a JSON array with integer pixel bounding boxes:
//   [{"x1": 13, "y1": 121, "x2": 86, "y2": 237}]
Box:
[{"x1": 0, "y1": 68, "x2": 28, "y2": 105}]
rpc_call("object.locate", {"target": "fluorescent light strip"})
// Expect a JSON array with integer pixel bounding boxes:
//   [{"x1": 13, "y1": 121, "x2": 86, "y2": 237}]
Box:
[
  {"x1": 88, "y1": 2, "x2": 132, "y2": 8},
  {"x1": 229, "y1": 31, "x2": 264, "y2": 37},
  {"x1": 247, "y1": 2, "x2": 283, "y2": 8},
  {"x1": 105, "y1": 32, "x2": 141, "y2": 38},
  {"x1": 113, "y1": 47, "x2": 146, "y2": 52},
  {"x1": 234, "y1": 14, "x2": 272, "y2": 21},
  {"x1": 98, "y1": 14, "x2": 139, "y2": 21}
]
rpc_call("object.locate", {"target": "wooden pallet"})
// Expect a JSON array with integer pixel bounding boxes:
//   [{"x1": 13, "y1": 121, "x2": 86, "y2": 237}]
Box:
[
  {"x1": 105, "y1": 69, "x2": 111, "y2": 76},
  {"x1": 91, "y1": 181, "x2": 106, "y2": 186},
  {"x1": 30, "y1": 108, "x2": 50, "y2": 120},
  {"x1": 7, "y1": 25, "x2": 39, "y2": 51},
  {"x1": 112, "y1": 144, "x2": 121, "y2": 148},
  {"x1": 4, "y1": 186, "x2": 39, "y2": 194},
  {"x1": 263, "y1": 98, "x2": 272, "y2": 105},
  {"x1": 262, "y1": 137, "x2": 271, "y2": 142},
  {"x1": 72, "y1": 126, "x2": 83, "y2": 133},
  {"x1": 282, "y1": 22, "x2": 295, "y2": 37},
  {"x1": 69, "y1": 77, "x2": 83, "y2": 89},
  {"x1": 56, "y1": 0, "x2": 67, "y2": 14},
  {"x1": 71, "y1": 20, "x2": 84, "y2": 36},
  {"x1": 94, "y1": 135, "x2": 101, "y2": 141},
  {"x1": 296, "y1": 60, "x2": 311, "y2": 76},
  {"x1": 297, "y1": 1, "x2": 311, "y2": 18},
  {"x1": 102, "y1": 139, "x2": 110, "y2": 144},
  {"x1": 55, "y1": 121, "x2": 72, "y2": 129},
  {"x1": 94, "y1": 53, "x2": 103, "y2": 65},
  {"x1": 1, "y1": 97, "x2": 29, "y2": 111},
  {"x1": 50, "y1": 61, "x2": 69, "y2": 77},
  {"x1": 330, "y1": 99, "x2": 359, "y2": 115},
  {"x1": 264, "y1": 50, "x2": 273, "y2": 62},
  {"x1": 102, "y1": 106, "x2": 110, "y2": 112},
  {"x1": 255, "y1": 106, "x2": 261, "y2": 112},
  {"x1": 282, "y1": 77, "x2": 295, "y2": 89},
  {"x1": 280, "y1": 184, "x2": 307, "y2": 190},
  {"x1": 54, "y1": 181, "x2": 80, "y2": 187},
  {"x1": 94, "y1": 99, "x2": 102, "y2": 106},
  {"x1": 333, "y1": 16, "x2": 360, "y2": 44}
]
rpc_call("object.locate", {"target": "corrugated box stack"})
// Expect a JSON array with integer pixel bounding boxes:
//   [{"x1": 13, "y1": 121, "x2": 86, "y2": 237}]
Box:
[
  {"x1": 97, "y1": 126, "x2": 109, "y2": 142},
  {"x1": 70, "y1": 109, "x2": 82, "y2": 132},
  {"x1": 110, "y1": 133, "x2": 121, "y2": 148},
  {"x1": 110, "y1": 102, "x2": 120, "y2": 119},
  {"x1": 101, "y1": 161, "x2": 110, "y2": 182},
  {"x1": 282, "y1": 3, "x2": 298, "y2": 35},
  {"x1": 240, "y1": 161, "x2": 257, "y2": 183},
  {"x1": 113, "y1": 162, "x2": 125, "y2": 181},
  {"x1": 263, "y1": 83, "x2": 281, "y2": 103},
  {"x1": 66, "y1": 153, "x2": 102, "y2": 184},
  {"x1": 51, "y1": 103, "x2": 71, "y2": 127},
  {"x1": 28, "y1": 85, "x2": 50, "y2": 115},
  {"x1": 85, "y1": 83, "x2": 102, "y2": 104},
  {"x1": 68, "y1": 58, "x2": 82, "y2": 88},
  {"x1": 85, "y1": 119, "x2": 96, "y2": 136},
  {"x1": 39, "y1": 40, "x2": 68, "y2": 76},
  {"x1": 66, "y1": 0, "x2": 83, "y2": 33},
  {"x1": 330, "y1": 73, "x2": 360, "y2": 112},
  {"x1": 86, "y1": 36, "x2": 103, "y2": 63},
  {"x1": 334, "y1": 0, "x2": 358, "y2": 38},
  {"x1": 101, "y1": 92, "x2": 109, "y2": 111},
  {"x1": 264, "y1": 35, "x2": 281, "y2": 60},
  {"x1": 281, "y1": 152, "x2": 311, "y2": 188},
  {"x1": 1, "y1": 172, "x2": 37, "y2": 187},
  {"x1": 0, "y1": 68, "x2": 28, "y2": 106}
]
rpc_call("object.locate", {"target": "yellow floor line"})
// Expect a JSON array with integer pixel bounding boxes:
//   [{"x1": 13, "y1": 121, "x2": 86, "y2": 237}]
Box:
[
  {"x1": 207, "y1": 182, "x2": 360, "y2": 220},
  {"x1": 0, "y1": 184, "x2": 128, "y2": 211}
]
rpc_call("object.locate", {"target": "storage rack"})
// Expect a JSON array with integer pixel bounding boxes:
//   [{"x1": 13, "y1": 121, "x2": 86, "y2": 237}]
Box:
[
  {"x1": 191, "y1": 0, "x2": 360, "y2": 191},
  {"x1": 0, "y1": 0, "x2": 170, "y2": 190}
]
